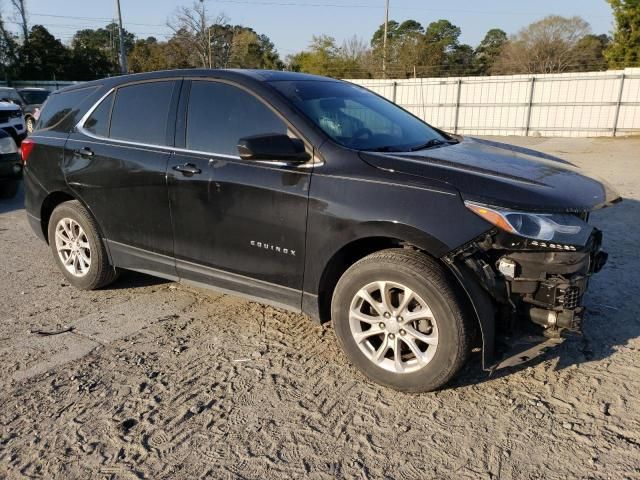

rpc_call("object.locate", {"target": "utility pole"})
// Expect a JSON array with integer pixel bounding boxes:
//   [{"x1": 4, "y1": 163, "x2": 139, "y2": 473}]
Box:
[
  {"x1": 115, "y1": 0, "x2": 128, "y2": 74},
  {"x1": 382, "y1": 0, "x2": 389, "y2": 78}
]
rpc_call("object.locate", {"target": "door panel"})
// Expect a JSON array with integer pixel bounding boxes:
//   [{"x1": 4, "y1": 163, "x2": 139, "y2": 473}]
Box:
[
  {"x1": 64, "y1": 139, "x2": 174, "y2": 266},
  {"x1": 63, "y1": 80, "x2": 180, "y2": 277},
  {"x1": 168, "y1": 79, "x2": 311, "y2": 301},
  {"x1": 168, "y1": 152, "x2": 310, "y2": 290}
]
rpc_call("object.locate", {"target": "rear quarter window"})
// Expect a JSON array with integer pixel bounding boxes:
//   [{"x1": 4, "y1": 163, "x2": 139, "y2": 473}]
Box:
[
  {"x1": 83, "y1": 93, "x2": 114, "y2": 137},
  {"x1": 36, "y1": 86, "x2": 99, "y2": 133}
]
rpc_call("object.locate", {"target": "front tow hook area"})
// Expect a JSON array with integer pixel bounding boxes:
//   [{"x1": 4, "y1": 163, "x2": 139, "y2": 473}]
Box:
[{"x1": 529, "y1": 307, "x2": 583, "y2": 332}]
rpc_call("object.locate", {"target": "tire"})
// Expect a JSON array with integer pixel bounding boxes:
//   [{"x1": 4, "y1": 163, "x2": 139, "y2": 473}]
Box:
[
  {"x1": 48, "y1": 200, "x2": 119, "y2": 290},
  {"x1": 0, "y1": 179, "x2": 19, "y2": 199},
  {"x1": 331, "y1": 248, "x2": 473, "y2": 392}
]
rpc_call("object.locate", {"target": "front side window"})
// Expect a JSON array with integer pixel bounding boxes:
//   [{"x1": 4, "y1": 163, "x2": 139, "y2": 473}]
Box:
[
  {"x1": 110, "y1": 81, "x2": 174, "y2": 145},
  {"x1": 270, "y1": 80, "x2": 447, "y2": 152},
  {"x1": 186, "y1": 81, "x2": 288, "y2": 156}
]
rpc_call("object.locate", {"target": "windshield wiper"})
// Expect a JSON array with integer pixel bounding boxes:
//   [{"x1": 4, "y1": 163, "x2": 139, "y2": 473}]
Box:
[
  {"x1": 409, "y1": 138, "x2": 449, "y2": 151},
  {"x1": 366, "y1": 137, "x2": 457, "y2": 153},
  {"x1": 367, "y1": 145, "x2": 402, "y2": 152}
]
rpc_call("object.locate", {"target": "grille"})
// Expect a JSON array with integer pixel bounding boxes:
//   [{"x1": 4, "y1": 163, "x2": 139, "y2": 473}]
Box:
[{"x1": 562, "y1": 286, "x2": 581, "y2": 310}]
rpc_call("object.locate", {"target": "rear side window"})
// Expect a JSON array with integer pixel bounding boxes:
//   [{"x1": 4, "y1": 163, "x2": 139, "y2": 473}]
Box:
[
  {"x1": 83, "y1": 93, "x2": 113, "y2": 137},
  {"x1": 36, "y1": 86, "x2": 98, "y2": 132},
  {"x1": 110, "y1": 81, "x2": 174, "y2": 145},
  {"x1": 186, "y1": 81, "x2": 288, "y2": 155}
]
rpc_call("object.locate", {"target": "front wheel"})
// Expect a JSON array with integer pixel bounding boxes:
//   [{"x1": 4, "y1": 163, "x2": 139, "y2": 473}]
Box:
[
  {"x1": 48, "y1": 200, "x2": 119, "y2": 290},
  {"x1": 331, "y1": 249, "x2": 473, "y2": 392}
]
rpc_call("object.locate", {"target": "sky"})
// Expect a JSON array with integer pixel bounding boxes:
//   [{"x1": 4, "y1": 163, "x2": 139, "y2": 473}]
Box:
[{"x1": 2, "y1": 0, "x2": 615, "y2": 58}]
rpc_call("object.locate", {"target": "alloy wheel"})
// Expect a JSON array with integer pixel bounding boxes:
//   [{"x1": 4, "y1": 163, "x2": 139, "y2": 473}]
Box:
[
  {"x1": 54, "y1": 218, "x2": 91, "y2": 277},
  {"x1": 349, "y1": 281, "x2": 438, "y2": 373}
]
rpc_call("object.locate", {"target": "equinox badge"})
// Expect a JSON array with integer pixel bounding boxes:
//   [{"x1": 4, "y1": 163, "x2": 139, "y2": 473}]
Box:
[{"x1": 250, "y1": 240, "x2": 296, "y2": 256}]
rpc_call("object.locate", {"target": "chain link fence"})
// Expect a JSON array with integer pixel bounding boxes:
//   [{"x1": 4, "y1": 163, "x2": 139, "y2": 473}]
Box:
[{"x1": 347, "y1": 68, "x2": 640, "y2": 137}]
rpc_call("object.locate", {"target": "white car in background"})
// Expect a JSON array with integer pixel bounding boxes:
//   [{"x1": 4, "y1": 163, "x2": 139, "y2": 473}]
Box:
[{"x1": 0, "y1": 100, "x2": 26, "y2": 145}]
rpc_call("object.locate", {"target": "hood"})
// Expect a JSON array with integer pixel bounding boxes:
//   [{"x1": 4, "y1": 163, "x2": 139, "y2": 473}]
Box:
[
  {"x1": 0, "y1": 101, "x2": 20, "y2": 111},
  {"x1": 359, "y1": 136, "x2": 621, "y2": 213}
]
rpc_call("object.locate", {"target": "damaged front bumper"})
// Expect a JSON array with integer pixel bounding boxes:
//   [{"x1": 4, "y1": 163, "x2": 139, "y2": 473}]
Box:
[{"x1": 445, "y1": 226, "x2": 608, "y2": 370}]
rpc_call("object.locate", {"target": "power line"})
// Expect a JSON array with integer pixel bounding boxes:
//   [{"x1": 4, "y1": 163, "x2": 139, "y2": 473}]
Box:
[
  {"x1": 207, "y1": 0, "x2": 612, "y2": 18},
  {"x1": 28, "y1": 12, "x2": 167, "y2": 27},
  {"x1": 4, "y1": 20, "x2": 172, "y2": 37}
]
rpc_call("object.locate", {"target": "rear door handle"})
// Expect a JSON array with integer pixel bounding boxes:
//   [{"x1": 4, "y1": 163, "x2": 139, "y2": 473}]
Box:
[
  {"x1": 172, "y1": 163, "x2": 201, "y2": 176},
  {"x1": 74, "y1": 147, "x2": 94, "y2": 158}
]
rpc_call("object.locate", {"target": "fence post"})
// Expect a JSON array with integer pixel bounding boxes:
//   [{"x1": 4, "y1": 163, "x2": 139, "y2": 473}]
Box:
[
  {"x1": 392, "y1": 81, "x2": 398, "y2": 103},
  {"x1": 453, "y1": 79, "x2": 462, "y2": 134},
  {"x1": 612, "y1": 73, "x2": 625, "y2": 137},
  {"x1": 524, "y1": 76, "x2": 536, "y2": 136}
]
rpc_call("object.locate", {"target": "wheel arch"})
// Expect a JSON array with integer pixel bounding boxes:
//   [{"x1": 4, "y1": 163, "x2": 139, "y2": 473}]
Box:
[
  {"x1": 312, "y1": 231, "x2": 494, "y2": 368},
  {"x1": 40, "y1": 190, "x2": 107, "y2": 249},
  {"x1": 313, "y1": 222, "x2": 450, "y2": 324}
]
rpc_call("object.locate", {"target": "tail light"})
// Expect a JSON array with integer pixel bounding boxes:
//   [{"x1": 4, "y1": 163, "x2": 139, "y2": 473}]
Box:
[{"x1": 21, "y1": 138, "x2": 35, "y2": 165}]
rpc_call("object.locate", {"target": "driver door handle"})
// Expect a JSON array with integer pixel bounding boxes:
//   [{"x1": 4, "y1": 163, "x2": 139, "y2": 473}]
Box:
[{"x1": 172, "y1": 163, "x2": 201, "y2": 176}]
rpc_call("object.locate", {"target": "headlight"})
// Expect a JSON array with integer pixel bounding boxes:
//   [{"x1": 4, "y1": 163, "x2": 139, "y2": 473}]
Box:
[
  {"x1": 465, "y1": 201, "x2": 592, "y2": 246},
  {"x1": 0, "y1": 136, "x2": 18, "y2": 154}
]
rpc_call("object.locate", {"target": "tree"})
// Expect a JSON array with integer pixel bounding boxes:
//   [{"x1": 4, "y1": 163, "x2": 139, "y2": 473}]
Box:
[
  {"x1": 67, "y1": 43, "x2": 114, "y2": 80},
  {"x1": 338, "y1": 36, "x2": 372, "y2": 77},
  {"x1": 17, "y1": 25, "x2": 70, "y2": 80},
  {"x1": 168, "y1": 2, "x2": 227, "y2": 68},
  {"x1": 371, "y1": 19, "x2": 424, "y2": 76},
  {"x1": 474, "y1": 28, "x2": 507, "y2": 75},
  {"x1": 9, "y1": 0, "x2": 28, "y2": 41},
  {"x1": 605, "y1": 0, "x2": 640, "y2": 68},
  {"x1": 72, "y1": 23, "x2": 135, "y2": 73},
  {"x1": 443, "y1": 44, "x2": 475, "y2": 76},
  {"x1": 574, "y1": 34, "x2": 610, "y2": 71},
  {"x1": 492, "y1": 15, "x2": 593, "y2": 74},
  {"x1": 129, "y1": 37, "x2": 171, "y2": 72},
  {"x1": 288, "y1": 35, "x2": 340, "y2": 76},
  {"x1": 215, "y1": 25, "x2": 282, "y2": 69},
  {"x1": 419, "y1": 19, "x2": 464, "y2": 76},
  {"x1": 0, "y1": 13, "x2": 19, "y2": 79}
]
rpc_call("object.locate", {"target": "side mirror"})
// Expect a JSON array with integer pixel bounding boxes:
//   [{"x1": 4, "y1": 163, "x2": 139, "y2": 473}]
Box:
[{"x1": 237, "y1": 134, "x2": 311, "y2": 163}]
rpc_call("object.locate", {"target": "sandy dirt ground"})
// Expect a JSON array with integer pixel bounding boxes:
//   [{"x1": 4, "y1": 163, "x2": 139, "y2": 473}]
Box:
[{"x1": 0, "y1": 136, "x2": 639, "y2": 479}]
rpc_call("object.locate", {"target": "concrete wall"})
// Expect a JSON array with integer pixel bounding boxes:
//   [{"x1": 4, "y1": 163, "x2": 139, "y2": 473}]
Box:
[{"x1": 346, "y1": 68, "x2": 640, "y2": 137}]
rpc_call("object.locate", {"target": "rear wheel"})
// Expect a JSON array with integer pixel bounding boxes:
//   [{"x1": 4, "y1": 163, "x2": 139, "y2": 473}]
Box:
[
  {"x1": 48, "y1": 200, "x2": 119, "y2": 290},
  {"x1": 331, "y1": 248, "x2": 472, "y2": 392}
]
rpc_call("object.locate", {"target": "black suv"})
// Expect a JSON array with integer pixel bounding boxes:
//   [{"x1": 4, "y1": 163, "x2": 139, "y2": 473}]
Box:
[{"x1": 23, "y1": 70, "x2": 620, "y2": 391}]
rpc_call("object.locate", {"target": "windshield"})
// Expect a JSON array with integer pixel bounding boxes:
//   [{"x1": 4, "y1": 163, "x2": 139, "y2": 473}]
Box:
[
  {"x1": 269, "y1": 80, "x2": 448, "y2": 151},
  {"x1": 19, "y1": 90, "x2": 50, "y2": 105}
]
